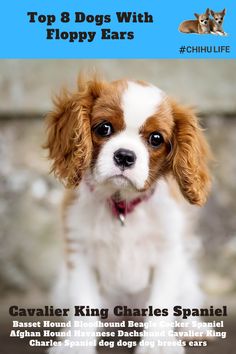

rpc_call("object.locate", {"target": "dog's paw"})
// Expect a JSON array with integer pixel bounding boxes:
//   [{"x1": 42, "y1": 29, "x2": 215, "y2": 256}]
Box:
[
  {"x1": 135, "y1": 342, "x2": 185, "y2": 354},
  {"x1": 217, "y1": 31, "x2": 227, "y2": 36},
  {"x1": 47, "y1": 346, "x2": 97, "y2": 354},
  {"x1": 47, "y1": 346, "x2": 64, "y2": 354}
]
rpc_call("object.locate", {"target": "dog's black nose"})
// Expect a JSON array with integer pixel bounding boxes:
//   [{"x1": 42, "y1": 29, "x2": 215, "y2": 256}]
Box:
[{"x1": 113, "y1": 149, "x2": 136, "y2": 169}]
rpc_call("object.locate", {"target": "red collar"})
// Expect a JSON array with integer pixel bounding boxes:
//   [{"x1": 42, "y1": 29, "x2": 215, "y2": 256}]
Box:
[
  {"x1": 107, "y1": 190, "x2": 154, "y2": 225},
  {"x1": 85, "y1": 179, "x2": 154, "y2": 225}
]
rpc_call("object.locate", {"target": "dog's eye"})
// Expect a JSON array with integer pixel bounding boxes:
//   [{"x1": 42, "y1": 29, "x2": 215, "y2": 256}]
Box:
[
  {"x1": 148, "y1": 132, "x2": 164, "y2": 148},
  {"x1": 94, "y1": 122, "x2": 113, "y2": 137},
  {"x1": 206, "y1": 18, "x2": 209, "y2": 20}
]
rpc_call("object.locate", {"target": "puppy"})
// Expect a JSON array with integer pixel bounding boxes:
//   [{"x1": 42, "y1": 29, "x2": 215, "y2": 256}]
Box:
[
  {"x1": 179, "y1": 8, "x2": 211, "y2": 34},
  {"x1": 45, "y1": 76, "x2": 211, "y2": 354},
  {"x1": 210, "y1": 8, "x2": 227, "y2": 36}
]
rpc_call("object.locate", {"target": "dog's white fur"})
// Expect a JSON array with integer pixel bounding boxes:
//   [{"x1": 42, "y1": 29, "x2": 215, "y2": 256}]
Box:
[
  {"x1": 51, "y1": 180, "x2": 202, "y2": 354},
  {"x1": 46, "y1": 80, "x2": 210, "y2": 354},
  {"x1": 122, "y1": 82, "x2": 164, "y2": 130}
]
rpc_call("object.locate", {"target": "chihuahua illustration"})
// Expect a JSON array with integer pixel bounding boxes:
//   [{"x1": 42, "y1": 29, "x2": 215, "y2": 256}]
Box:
[
  {"x1": 179, "y1": 8, "x2": 211, "y2": 34},
  {"x1": 210, "y1": 8, "x2": 227, "y2": 36}
]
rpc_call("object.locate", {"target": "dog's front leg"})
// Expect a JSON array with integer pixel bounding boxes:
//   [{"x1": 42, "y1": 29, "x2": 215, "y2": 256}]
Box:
[
  {"x1": 48, "y1": 254, "x2": 101, "y2": 354},
  {"x1": 135, "y1": 252, "x2": 186, "y2": 354},
  {"x1": 216, "y1": 30, "x2": 227, "y2": 36}
]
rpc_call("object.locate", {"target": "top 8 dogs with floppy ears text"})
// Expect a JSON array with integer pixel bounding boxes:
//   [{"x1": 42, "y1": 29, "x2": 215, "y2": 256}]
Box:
[{"x1": 45, "y1": 75, "x2": 212, "y2": 354}]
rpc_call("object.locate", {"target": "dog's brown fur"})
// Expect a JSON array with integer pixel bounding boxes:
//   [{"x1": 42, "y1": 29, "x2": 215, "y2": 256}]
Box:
[
  {"x1": 179, "y1": 8, "x2": 211, "y2": 34},
  {"x1": 210, "y1": 8, "x2": 227, "y2": 35},
  {"x1": 45, "y1": 76, "x2": 211, "y2": 206}
]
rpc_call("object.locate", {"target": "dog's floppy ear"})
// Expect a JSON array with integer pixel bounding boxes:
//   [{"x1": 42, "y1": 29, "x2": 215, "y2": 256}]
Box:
[
  {"x1": 194, "y1": 13, "x2": 200, "y2": 19},
  {"x1": 170, "y1": 99, "x2": 211, "y2": 206},
  {"x1": 44, "y1": 77, "x2": 106, "y2": 188}
]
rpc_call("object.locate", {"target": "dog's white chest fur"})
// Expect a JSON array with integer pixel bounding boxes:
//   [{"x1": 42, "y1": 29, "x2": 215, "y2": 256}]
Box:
[
  {"x1": 94, "y1": 217, "x2": 156, "y2": 295},
  {"x1": 66, "y1": 179, "x2": 186, "y2": 298}
]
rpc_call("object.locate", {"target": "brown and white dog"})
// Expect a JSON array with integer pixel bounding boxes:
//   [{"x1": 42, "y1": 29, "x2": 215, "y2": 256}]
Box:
[
  {"x1": 179, "y1": 8, "x2": 211, "y2": 34},
  {"x1": 45, "y1": 77, "x2": 211, "y2": 354},
  {"x1": 210, "y1": 8, "x2": 227, "y2": 36}
]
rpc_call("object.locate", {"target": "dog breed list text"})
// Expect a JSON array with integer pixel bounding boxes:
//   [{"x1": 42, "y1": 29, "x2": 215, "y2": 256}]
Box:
[{"x1": 9, "y1": 317, "x2": 227, "y2": 349}]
